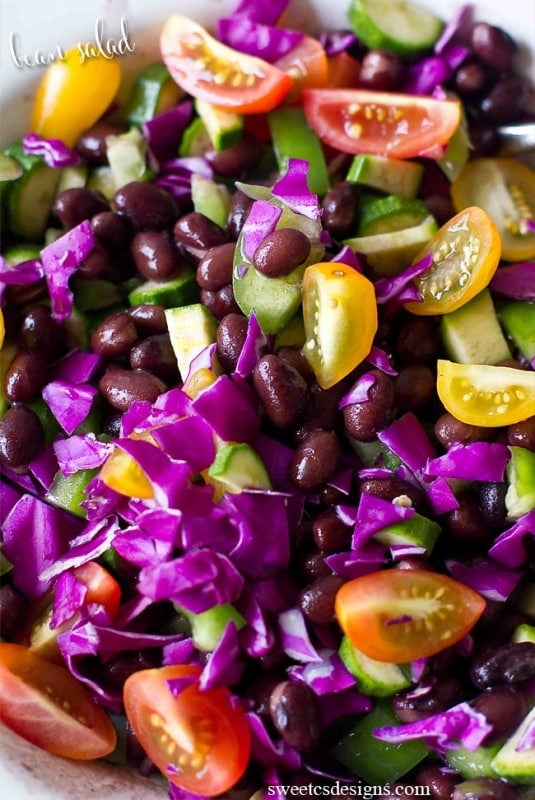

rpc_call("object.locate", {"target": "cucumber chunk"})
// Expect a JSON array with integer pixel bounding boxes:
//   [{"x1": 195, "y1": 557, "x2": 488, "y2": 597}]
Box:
[
  {"x1": 357, "y1": 194, "x2": 429, "y2": 236},
  {"x1": 207, "y1": 443, "x2": 271, "y2": 495},
  {"x1": 512, "y1": 623, "x2": 535, "y2": 644},
  {"x1": 490, "y1": 707, "x2": 535, "y2": 784},
  {"x1": 0, "y1": 153, "x2": 23, "y2": 181},
  {"x1": 499, "y1": 300, "x2": 535, "y2": 363},
  {"x1": 179, "y1": 116, "x2": 212, "y2": 157},
  {"x1": 440, "y1": 289, "x2": 512, "y2": 365},
  {"x1": 347, "y1": 153, "x2": 423, "y2": 198},
  {"x1": 126, "y1": 64, "x2": 183, "y2": 127},
  {"x1": 505, "y1": 445, "x2": 535, "y2": 519},
  {"x1": 191, "y1": 173, "x2": 231, "y2": 229},
  {"x1": 56, "y1": 164, "x2": 88, "y2": 193},
  {"x1": 268, "y1": 107, "x2": 330, "y2": 196},
  {"x1": 373, "y1": 510, "x2": 441, "y2": 556},
  {"x1": 348, "y1": 0, "x2": 444, "y2": 57},
  {"x1": 446, "y1": 744, "x2": 501, "y2": 779},
  {"x1": 4, "y1": 141, "x2": 61, "y2": 240},
  {"x1": 45, "y1": 468, "x2": 99, "y2": 518},
  {"x1": 339, "y1": 636, "x2": 411, "y2": 697},
  {"x1": 128, "y1": 269, "x2": 198, "y2": 309},
  {"x1": 165, "y1": 302, "x2": 218, "y2": 381},
  {"x1": 194, "y1": 98, "x2": 243, "y2": 152},
  {"x1": 106, "y1": 128, "x2": 152, "y2": 189},
  {"x1": 181, "y1": 603, "x2": 246, "y2": 652},
  {"x1": 344, "y1": 215, "x2": 438, "y2": 276}
]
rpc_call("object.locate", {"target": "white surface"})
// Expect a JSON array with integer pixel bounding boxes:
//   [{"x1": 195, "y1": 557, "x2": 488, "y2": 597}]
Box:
[{"x1": 0, "y1": 0, "x2": 533, "y2": 797}]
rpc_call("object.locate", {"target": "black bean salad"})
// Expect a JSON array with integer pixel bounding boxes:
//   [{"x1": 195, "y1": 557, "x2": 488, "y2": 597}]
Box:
[{"x1": 0, "y1": 0, "x2": 534, "y2": 798}]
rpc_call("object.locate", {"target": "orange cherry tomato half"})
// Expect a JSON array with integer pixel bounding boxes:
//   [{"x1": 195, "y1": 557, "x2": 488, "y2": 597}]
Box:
[
  {"x1": 160, "y1": 14, "x2": 293, "y2": 113},
  {"x1": 275, "y1": 35, "x2": 328, "y2": 103},
  {"x1": 123, "y1": 664, "x2": 251, "y2": 797},
  {"x1": 335, "y1": 569, "x2": 486, "y2": 663},
  {"x1": 303, "y1": 88, "x2": 461, "y2": 157},
  {"x1": 325, "y1": 52, "x2": 362, "y2": 89},
  {"x1": 0, "y1": 643, "x2": 116, "y2": 759},
  {"x1": 404, "y1": 206, "x2": 502, "y2": 316},
  {"x1": 31, "y1": 47, "x2": 121, "y2": 147}
]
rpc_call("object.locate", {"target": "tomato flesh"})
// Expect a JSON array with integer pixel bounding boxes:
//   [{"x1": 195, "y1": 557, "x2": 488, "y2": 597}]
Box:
[
  {"x1": 437, "y1": 360, "x2": 535, "y2": 427},
  {"x1": 123, "y1": 665, "x2": 251, "y2": 797},
  {"x1": 302, "y1": 262, "x2": 378, "y2": 389},
  {"x1": 160, "y1": 14, "x2": 292, "y2": 113},
  {"x1": 0, "y1": 644, "x2": 116, "y2": 759},
  {"x1": 275, "y1": 36, "x2": 328, "y2": 103},
  {"x1": 303, "y1": 88, "x2": 461, "y2": 157},
  {"x1": 451, "y1": 158, "x2": 535, "y2": 262},
  {"x1": 335, "y1": 569, "x2": 486, "y2": 663},
  {"x1": 405, "y1": 206, "x2": 501, "y2": 315}
]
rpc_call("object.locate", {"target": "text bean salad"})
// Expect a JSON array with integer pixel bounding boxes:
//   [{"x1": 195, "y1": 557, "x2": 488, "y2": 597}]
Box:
[{"x1": 1, "y1": 0, "x2": 535, "y2": 798}]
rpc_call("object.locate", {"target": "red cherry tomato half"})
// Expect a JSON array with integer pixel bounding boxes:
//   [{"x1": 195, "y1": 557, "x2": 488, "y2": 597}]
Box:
[
  {"x1": 123, "y1": 664, "x2": 251, "y2": 797},
  {"x1": 303, "y1": 88, "x2": 461, "y2": 157},
  {"x1": 275, "y1": 35, "x2": 328, "y2": 102},
  {"x1": 335, "y1": 569, "x2": 486, "y2": 662},
  {"x1": 160, "y1": 14, "x2": 293, "y2": 113},
  {"x1": 0, "y1": 643, "x2": 116, "y2": 759}
]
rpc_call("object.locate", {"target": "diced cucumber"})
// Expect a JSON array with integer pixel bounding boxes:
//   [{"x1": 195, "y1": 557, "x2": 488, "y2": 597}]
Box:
[
  {"x1": 505, "y1": 445, "x2": 535, "y2": 519},
  {"x1": 4, "y1": 141, "x2": 61, "y2": 240},
  {"x1": 74, "y1": 278, "x2": 126, "y2": 312},
  {"x1": 106, "y1": 128, "x2": 152, "y2": 189},
  {"x1": 125, "y1": 64, "x2": 183, "y2": 127},
  {"x1": 373, "y1": 511, "x2": 441, "y2": 556},
  {"x1": 165, "y1": 302, "x2": 218, "y2": 381},
  {"x1": 207, "y1": 442, "x2": 271, "y2": 495},
  {"x1": 344, "y1": 215, "x2": 438, "y2": 276},
  {"x1": 128, "y1": 269, "x2": 199, "y2": 309},
  {"x1": 26, "y1": 397, "x2": 61, "y2": 444},
  {"x1": 86, "y1": 166, "x2": 117, "y2": 201},
  {"x1": 499, "y1": 300, "x2": 535, "y2": 363},
  {"x1": 191, "y1": 173, "x2": 231, "y2": 229},
  {"x1": 348, "y1": 0, "x2": 444, "y2": 57},
  {"x1": 56, "y1": 164, "x2": 88, "y2": 193},
  {"x1": 179, "y1": 116, "x2": 212, "y2": 157},
  {"x1": 332, "y1": 702, "x2": 428, "y2": 783},
  {"x1": 349, "y1": 437, "x2": 402, "y2": 470},
  {"x1": 181, "y1": 603, "x2": 246, "y2": 652},
  {"x1": 268, "y1": 107, "x2": 330, "y2": 196},
  {"x1": 274, "y1": 314, "x2": 306, "y2": 350},
  {"x1": 347, "y1": 154, "x2": 424, "y2": 198},
  {"x1": 194, "y1": 98, "x2": 243, "y2": 152},
  {"x1": 438, "y1": 105, "x2": 470, "y2": 182},
  {"x1": 446, "y1": 744, "x2": 501, "y2": 779},
  {"x1": 490, "y1": 707, "x2": 535, "y2": 784},
  {"x1": 515, "y1": 584, "x2": 535, "y2": 619},
  {"x1": 440, "y1": 289, "x2": 512, "y2": 365},
  {"x1": 45, "y1": 468, "x2": 99, "y2": 517},
  {"x1": 2, "y1": 243, "x2": 41, "y2": 266},
  {"x1": 512, "y1": 623, "x2": 535, "y2": 644},
  {"x1": 357, "y1": 194, "x2": 429, "y2": 236},
  {"x1": 0, "y1": 153, "x2": 23, "y2": 182},
  {"x1": 339, "y1": 636, "x2": 411, "y2": 697}
]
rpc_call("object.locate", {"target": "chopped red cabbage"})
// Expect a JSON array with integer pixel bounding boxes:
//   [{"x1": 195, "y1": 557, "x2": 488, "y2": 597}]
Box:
[
  {"x1": 242, "y1": 199, "x2": 282, "y2": 260},
  {"x1": 434, "y1": 3, "x2": 474, "y2": 54},
  {"x1": 227, "y1": 0, "x2": 290, "y2": 25},
  {"x1": 29, "y1": 444, "x2": 59, "y2": 491},
  {"x1": 490, "y1": 262, "x2": 535, "y2": 300},
  {"x1": 51, "y1": 571, "x2": 88, "y2": 628},
  {"x1": 246, "y1": 711, "x2": 302, "y2": 771},
  {"x1": 366, "y1": 345, "x2": 398, "y2": 376},
  {"x1": 166, "y1": 673, "x2": 197, "y2": 698},
  {"x1": 51, "y1": 350, "x2": 101, "y2": 383},
  {"x1": 426, "y1": 477, "x2": 460, "y2": 515},
  {"x1": 318, "y1": 687, "x2": 372, "y2": 727},
  {"x1": 184, "y1": 342, "x2": 218, "y2": 383},
  {"x1": 42, "y1": 380, "x2": 98, "y2": 435},
  {"x1": 424, "y1": 442, "x2": 510, "y2": 482},
  {"x1": 279, "y1": 607, "x2": 322, "y2": 662},
  {"x1": 319, "y1": 29, "x2": 357, "y2": 56},
  {"x1": 288, "y1": 649, "x2": 356, "y2": 694},
  {"x1": 378, "y1": 412, "x2": 436, "y2": 473},
  {"x1": 256, "y1": 433, "x2": 295, "y2": 489},
  {"x1": 324, "y1": 548, "x2": 386, "y2": 579},
  {"x1": 0, "y1": 255, "x2": 43, "y2": 302},
  {"x1": 40, "y1": 221, "x2": 95, "y2": 321},
  {"x1": 237, "y1": 586, "x2": 276, "y2": 657},
  {"x1": 151, "y1": 415, "x2": 217, "y2": 472},
  {"x1": 402, "y1": 56, "x2": 452, "y2": 96},
  {"x1": 330, "y1": 245, "x2": 364, "y2": 272},
  {"x1": 224, "y1": 490, "x2": 291, "y2": 578},
  {"x1": 339, "y1": 372, "x2": 377, "y2": 408},
  {"x1": 352, "y1": 492, "x2": 415, "y2": 550},
  {"x1": 22, "y1": 133, "x2": 81, "y2": 168},
  {"x1": 112, "y1": 437, "x2": 192, "y2": 507},
  {"x1": 441, "y1": 43, "x2": 471, "y2": 71},
  {"x1": 218, "y1": 17, "x2": 303, "y2": 62},
  {"x1": 39, "y1": 517, "x2": 121, "y2": 584},
  {"x1": 272, "y1": 158, "x2": 321, "y2": 219},
  {"x1": 142, "y1": 101, "x2": 193, "y2": 165},
  {"x1": 192, "y1": 374, "x2": 261, "y2": 444},
  {"x1": 374, "y1": 252, "x2": 433, "y2": 306},
  {"x1": 0, "y1": 480, "x2": 23, "y2": 526},
  {"x1": 163, "y1": 637, "x2": 196, "y2": 667},
  {"x1": 526, "y1": 219, "x2": 535, "y2": 233},
  {"x1": 235, "y1": 311, "x2": 270, "y2": 376},
  {"x1": 113, "y1": 522, "x2": 177, "y2": 568},
  {"x1": 390, "y1": 543, "x2": 427, "y2": 560},
  {"x1": 488, "y1": 509, "x2": 535, "y2": 567},
  {"x1": 53, "y1": 434, "x2": 112, "y2": 476},
  {"x1": 446, "y1": 559, "x2": 522, "y2": 602},
  {"x1": 198, "y1": 620, "x2": 244, "y2": 691},
  {"x1": 517, "y1": 711, "x2": 535, "y2": 751}
]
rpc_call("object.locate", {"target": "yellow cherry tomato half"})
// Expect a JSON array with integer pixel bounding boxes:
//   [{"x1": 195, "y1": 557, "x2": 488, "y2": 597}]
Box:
[
  {"x1": 404, "y1": 206, "x2": 501, "y2": 316},
  {"x1": 451, "y1": 158, "x2": 535, "y2": 262},
  {"x1": 437, "y1": 360, "x2": 535, "y2": 428},
  {"x1": 31, "y1": 48, "x2": 122, "y2": 147},
  {"x1": 302, "y1": 261, "x2": 378, "y2": 389}
]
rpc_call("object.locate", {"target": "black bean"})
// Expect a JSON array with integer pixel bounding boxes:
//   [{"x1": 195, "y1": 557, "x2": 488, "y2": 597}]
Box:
[
  {"x1": 393, "y1": 364, "x2": 435, "y2": 412},
  {"x1": 129, "y1": 334, "x2": 178, "y2": 382},
  {"x1": 269, "y1": 681, "x2": 322, "y2": 752},
  {"x1": 453, "y1": 778, "x2": 520, "y2": 800},
  {"x1": 206, "y1": 132, "x2": 263, "y2": 178},
  {"x1": 114, "y1": 182, "x2": 178, "y2": 231},
  {"x1": 173, "y1": 212, "x2": 229, "y2": 259},
  {"x1": 53, "y1": 187, "x2": 109, "y2": 229},
  {"x1": 395, "y1": 316, "x2": 441, "y2": 363},
  {"x1": 414, "y1": 764, "x2": 459, "y2": 800},
  {"x1": 423, "y1": 193, "x2": 456, "y2": 226},
  {"x1": 253, "y1": 354, "x2": 308, "y2": 430},
  {"x1": 298, "y1": 574, "x2": 344, "y2": 624},
  {"x1": 321, "y1": 181, "x2": 361, "y2": 238},
  {"x1": 253, "y1": 228, "x2": 311, "y2": 279},
  {"x1": 391, "y1": 677, "x2": 464, "y2": 723},
  {"x1": 196, "y1": 242, "x2": 236, "y2": 290},
  {"x1": 444, "y1": 492, "x2": 494, "y2": 545},
  {"x1": 0, "y1": 584, "x2": 28, "y2": 640},
  {"x1": 77, "y1": 242, "x2": 116, "y2": 280},
  {"x1": 227, "y1": 190, "x2": 254, "y2": 240},
  {"x1": 200, "y1": 284, "x2": 241, "y2": 319},
  {"x1": 434, "y1": 412, "x2": 495, "y2": 448},
  {"x1": 360, "y1": 476, "x2": 425, "y2": 510},
  {"x1": 216, "y1": 313, "x2": 249, "y2": 373},
  {"x1": 131, "y1": 231, "x2": 182, "y2": 281},
  {"x1": 99, "y1": 650, "x2": 160, "y2": 690},
  {"x1": 0, "y1": 405, "x2": 45, "y2": 468},
  {"x1": 128, "y1": 304, "x2": 167, "y2": 336},
  {"x1": 298, "y1": 549, "x2": 332, "y2": 582},
  {"x1": 451, "y1": 57, "x2": 490, "y2": 96},
  {"x1": 469, "y1": 22, "x2": 517, "y2": 72},
  {"x1": 91, "y1": 211, "x2": 133, "y2": 254},
  {"x1": 288, "y1": 429, "x2": 341, "y2": 491},
  {"x1": 18, "y1": 304, "x2": 63, "y2": 358},
  {"x1": 246, "y1": 673, "x2": 286, "y2": 719},
  {"x1": 99, "y1": 365, "x2": 167, "y2": 411},
  {"x1": 76, "y1": 121, "x2": 124, "y2": 165},
  {"x1": 468, "y1": 122, "x2": 499, "y2": 158},
  {"x1": 4, "y1": 349, "x2": 48, "y2": 404},
  {"x1": 311, "y1": 509, "x2": 352, "y2": 553},
  {"x1": 478, "y1": 482, "x2": 508, "y2": 531},
  {"x1": 470, "y1": 643, "x2": 535, "y2": 689},
  {"x1": 479, "y1": 74, "x2": 529, "y2": 123},
  {"x1": 358, "y1": 49, "x2": 405, "y2": 91},
  {"x1": 294, "y1": 382, "x2": 346, "y2": 441},
  {"x1": 472, "y1": 686, "x2": 527, "y2": 744},
  {"x1": 507, "y1": 416, "x2": 535, "y2": 451},
  {"x1": 90, "y1": 311, "x2": 139, "y2": 358},
  {"x1": 342, "y1": 369, "x2": 394, "y2": 442}
]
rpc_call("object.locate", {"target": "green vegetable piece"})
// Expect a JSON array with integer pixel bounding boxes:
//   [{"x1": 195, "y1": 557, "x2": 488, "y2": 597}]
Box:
[
  {"x1": 128, "y1": 269, "x2": 199, "y2": 310},
  {"x1": 348, "y1": 0, "x2": 444, "y2": 57},
  {"x1": 165, "y1": 302, "x2": 218, "y2": 381},
  {"x1": 106, "y1": 128, "x2": 152, "y2": 189},
  {"x1": 179, "y1": 116, "x2": 212, "y2": 157},
  {"x1": 86, "y1": 166, "x2": 117, "y2": 201},
  {"x1": 125, "y1": 63, "x2": 183, "y2": 127},
  {"x1": 332, "y1": 703, "x2": 428, "y2": 783},
  {"x1": 182, "y1": 603, "x2": 246, "y2": 652},
  {"x1": 373, "y1": 511, "x2": 441, "y2": 556},
  {"x1": 56, "y1": 164, "x2": 88, "y2": 193},
  {"x1": 344, "y1": 215, "x2": 438, "y2": 276},
  {"x1": 349, "y1": 438, "x2": 402, "y2": 470},
  {"x1": 499, "y1": 300, "x2": 535, "y2": 362},
  {"x1": 191, "y1": 173, "x2": 231, "y2": 229},
  {"x1": 45, "y1": 468, "x2": 99, "y2": 517},
  {"x1": 194, "y1": 98, "x2": 244, "y2": 152},
  {"x1": 515, "y1": 583, "x2": 535, "y2": 618},
  {"x1": 438, "y1": 104, "x2": 470, "y2": 182},
  {"x1": 2, "y1": 243, "x2": 41, "y2": 266},
  {"x1": 74, "y1": 278, "x2": 126, "y2": 312},
  {"x1": 512, "y1": 623, "x2": 535, "y2": 644},
  {"x1": 440, "y1": 289, "x2": 512, "y2": 365},
  {"x1": 27, "y1": 397, "x2": 61, "y2": 444},
  {"x1": 446, "y1": 744, "x2": 501, "y2": 779},
  {"x1": 505, "y1": 445, "x2": 535, "y2": 519},
  {"x1": 0, "y1": 153, "x2": 23, "y2": 182},
  {"x1": 268, "y1": 107, "x2": 330, "y2": 196},
  {"x1": 274, "y1": 314, "x2": 306, "y2": 350},
  {"x1": 490, "y1": 707, "x2": 535, "y2": 784},
  {"x1": 339, "y1": 636, "x2": 411, "y2": 697},
  {"x1": 347, "y1": 154, "x2": 424, "y2": 198},
  {"x1": 0, "y1": 549, "x2": 13, "y2": 578},
  {"x1": 357, "y1": 194, "x2": 429, "y2": 236},
  {"x1": 208, "y1": 443, "x2": 271, "y2": 494}
]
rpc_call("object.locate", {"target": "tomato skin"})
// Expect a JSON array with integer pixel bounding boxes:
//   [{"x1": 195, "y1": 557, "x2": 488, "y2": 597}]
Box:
[
  {"x1": 302, "y1": 262, "x2": 378, "y2": 389},
  {"x1": 335, "y1": 569, "x2": 486, "y2": 663},
  {"x1": 405, "y1": 206, "x2": 502, "y2": 315},
  {"x1": 325, "y1": 52, "x2": 361, "y2": 89},
  {"x1": 303, "y1": 88, "x2": 461, "y2": 157},
  {"x1": 437, "y1": 360, "x2": 535, "y2": 427},
  {"x1": 123, "y1": 664, "x2": 251, "y2": 797},
  {"x1": 0, "y1": 644, "x2": 116, "y2": 759},
  {"x1": 31, "y1": 48, "x2": 121, "y2": 147},
  {"x1": 160, "y1": 14, "x2": 292, "y2": 113},
  {"x1": 275, "y1": 36, "x2": 328, "y2": 103}
]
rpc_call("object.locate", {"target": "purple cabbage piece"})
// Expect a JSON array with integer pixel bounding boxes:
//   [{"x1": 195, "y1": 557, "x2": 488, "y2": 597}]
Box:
[
  {"x1": 40, "y1": 221, "x2": 95, "y2": 320},
  {"x1": 488, "y1": 509, "x2": 535, "y2": 568},
  {"x1": 279, "y1": 607, "x2": 322, "y2": 663},
  {"x1": 235, "y1": 311, "x2": 270, "y2": 376},
  {"x1": 163, "y1": 637, "x2": 196, "y2": 667},
  {"x1": 434, "y1": 3, "x2": 475, "y2": 54},
  {"x1": 198, "y1": 620, "x2": 244, "y2": 691},
  {"x1": 151, "y1": 414, "x2": 216, "y2": 473},
  {"x1": 39, "y1": 516, "x2": 121, "y2": 583},
  {"x1": 402, "y1": 56, "x2": 452, "y2": 96},
  {"x1": 424, "y1": 442, "x2": 510, "y2": 483},
  {"x1": 192, "y1": 374, "x2": 261, "y2": 444},
  {"x1": 330, "y1": 245, "x2": 364, "y2": 272},
  {"x1": 22, "y1": 133, "x2": 81, "y2": 167},
  {"x1": 351, "y1": 492, "x2": 415, "y2": 550},
  {"x1": 227, "y1": 0, "x2": 290, "y2": 25},
  {"x1": 0, "y1": 255, "x2": 43, "y2": 302},
  {"x1": 319, "y1": 687, "x2": 372, "y2": 727},
  {"x1": 52, "y1": 350, "x2": 101, "y2": 383},
  {"x1": 366, "y1": 345, "x2": 398, "y2": 376},
  {"x1": 225, "y1": 490, "x2": 291, "y2": 578},
  {"x1": 339, "y1": 372, "x2": 377, "y2": 408},
  {"x1": 142, "y1": 101, "x2": 192, "y2": 165},
  {"x1": 446, "y1": 559, "x2": 522, "y2": 602},
  {"x1": 53, "y1": 434, "x2": 112, "y2": 476},
  {"x1": 218, "y1": 17, "x2": 303, "y2": 62},
  {"x1": 319, "y1": 29, "x2": 357, "y2": 56},
  {"x1": 289, "y1": 649, "x2": 356, "y2": 694},
  {"x1": 272, "y1": 158, "x2": 321, "y2": 219},
  {"x1": 51, "y1": 571, "x2": 87, "y2": 628},
  {"x1": 237, "y1": 586, "x2": 275, "y2": 657},
  {"x1": 246, "y1": 711, "x2": 302, "y2": 770},
  {"x1": 374, "y1": 252, "x2": 433, "y2": 307},
  {"x1": 112, "y1": 522, "x2": 177, "y2": 568},
  {"x1": 241, "y1": 199, "x2": 282, "y2": 260},
  {"x1": 42, "y1": 380, "x2": 98, "y2": 435},
  {"x1": 29, "y1": 444, "x2": 59, "y2": 490},
  {"x1": 490, "y1": 262, "x2": 535, "y2": 300},
  {"x1": 167, "y1": 674, "x2": 197, "y2": 698},
  {"x1": 324, "y1": 547, "x2": 386, "y2": 579},
  {"x1": 378, "y1": 412, "x2": 437, "y2": 474},
  {"x1": 113, "y1": 437, "x2": 192, "y2": 508},
  {"x1": 517, "y1": 712, "x2": 535, "y2": 751},
  {"x1": 426, "y1": 477, "x2": 460, "y2": 515}
]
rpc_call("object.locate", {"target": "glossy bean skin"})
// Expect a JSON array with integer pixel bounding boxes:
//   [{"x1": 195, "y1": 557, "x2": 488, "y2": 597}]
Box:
[
  {"x1": 76, "y1": 121, "x2": 124, "y2": 164},
  {"x1": 0, "y1": 585, "x2": 28, "y2": 640},
  {"x1": 0, "y1": 405, "x2": 45, "y2": 468},
  {"x1": 288, "y1": 429, "x2": 341, "y2": 491},
  {"x1": 469, "y1": 22, "x2": 517, "y2": 72},
  {"x1": 479, "y1": 74, "x2": 529, "y2": 123},
  {"x1": 395, "y1": 316, "x2": 441, "y2": 363},
  {"x1": 470, "y1": 643, "x2": 535, "y2": 689},
  {"x1": 311, "y1": 509, "x2": 352, "y2": 553},
  {"x1": 472, "y1": 686, "x2": 527, "y2": 745},
  {"x1": 342, "y1": 369, "x2": 394, "y2": 442},
  {"x1": 434, "y1": 412, "x2": 494, "y2": 448},
  {"x1": 99, "y1": 365, "x2": 167, "y2": 411},
  {"x1": 77, "y1": 242, "x2": 115, "y2": 280},
  {"x1": 200, "y1": 285, "x2": 241, "y2": 319},
  {"x1": 227, "y1": 190, "x2": 254, "y2": 240},
  {"x1": 451, "y1": 57, "x2": 489, "y2": 96},
  {"x1": 252, "y1": 228, "x2": 311, "y2": 278},
  {"x1": 391, "y1": 677, "x2": 464, "y2": 723},
  {"x1": 4, "y1": 349, "x2": 49, "y2": 403},
  {"x1": 53, "y1": 187, "x2": 109, "y2": 229},
  {"x1": 298, "y1": 574, "x2": 344, "y2": 624},
  {"x1": 130, "y1": 231, "x2": 183, "y2": 281},
  {"x1": 90, "y1": 311, "x2": 139, "y2": 358},
  {"x1": 206, "y1": 132, "x2": 263, "y2": 179},
  {"x1": 453, "y1": 778, "x2": 520, "y2": 800},
  {"x1": 196, "y1": 242, "x2": 236, "y2": 290},
  {"x1": 114, "y1": 182, "x2": 178, "y2": 231},
  {"x1": 269, "y1": 681, "x2": 322, "y2": 752},
  {"x1": 216, "y1": 313, "x2": 249, "y2": 373},
  {"x1": 358, "y1": 49, "x2": 405, "y2": 90},
  {"x1": 173, "y1": 212, "x2": 229, "y2": 258},
  {"x1": 360, "y1": 476, "x2": 425, "y2": 510},
  {"x1": 414, "y1": 765, "x2": 459, "y2": 800},
  {"x1": 18, "y1": 304, "x2": 64, "y2": 359},
  {"x1": 127, "y1": 304, "x2": 168, "y2": 336},
  {"x1": 393, "y1": 364, "x2": 435, "y2": 412},
  {"x1": 91, "y1": 211, "x2": 133, "y2": 254},
  {"x1": 129, "y1": 334, "x2": 179, "y2": 382},
  {"x1": 321, "y1": 182, "x2": 361, "y2": 238},
  {"x1": 507, "y1": 416, "x2": 535, "y2": 450},
  {"x1": 478, "y1": 482, "x2": 508, "y2": 530},
  {"x1": 444, "y1": 492, "x2": 494, "y2": 545},
  {"x1": 253, "y1": 354, "x2": 308, "y2": 430}
]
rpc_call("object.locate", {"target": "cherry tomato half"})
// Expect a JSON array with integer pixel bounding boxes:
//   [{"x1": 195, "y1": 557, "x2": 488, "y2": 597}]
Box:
[
  {"x1": 335, "y1": 569, "x2": 486, "y2": 663},
  {"x1": 404, "y1": 206, "x2": 501, "y2": 316},
  {"x1": 451, "y1": 158, "x2": 535, "y2": 262},
  {"x1": 437, "y1": 360, "x2": 535, "y2": 427},
  {"x1": 0, "y1": 643, "x2": 116, "y2": 759},
  {"x1": 303, "y1": 88, "x2": 461, "y2": 158},
  {"x1": 275, "y1": 35, "x2": 328, "y2": 103},
  {"x1": 123, "y1": 664, "x2": 251, "y2": 797},
  {"x1": 160, "y1": 14, "x2": 293, "y2": 113},
  {"x1": 302, "y1": 262, "x2": 378, "y2": 389},
  {"x1": 31, "y1": 47, "x2": 121, "y2": 147}
]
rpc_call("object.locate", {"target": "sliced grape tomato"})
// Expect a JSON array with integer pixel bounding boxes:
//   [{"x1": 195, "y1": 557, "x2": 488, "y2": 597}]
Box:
[
  {"x1": 303, "y1": 88, "x2": 461, "y2": 157},
  {"x1": 335, "y1": 569, "x2": 486, "y2": 663},
  {"x1": 160, "y1": 14, "x2": 292, "y2": 113}
]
